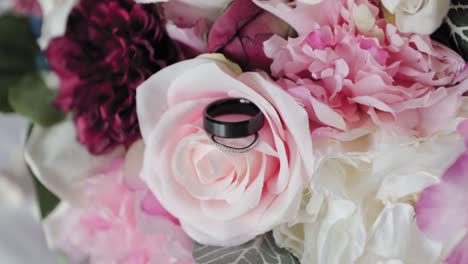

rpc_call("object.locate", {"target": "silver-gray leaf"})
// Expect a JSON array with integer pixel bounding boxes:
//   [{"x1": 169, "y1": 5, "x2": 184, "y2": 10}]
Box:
[
  {"x1": 432, "y1": 0, "x2": 468, "y2": 60},
  {"x1": 192, "y1": 232, "x2": 299, "y2": 264}
]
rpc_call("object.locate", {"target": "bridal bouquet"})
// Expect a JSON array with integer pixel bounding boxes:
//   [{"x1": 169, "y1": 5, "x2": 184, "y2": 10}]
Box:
[{"x1": 2, "y1": 0, "x2": 468, "y2": 263}]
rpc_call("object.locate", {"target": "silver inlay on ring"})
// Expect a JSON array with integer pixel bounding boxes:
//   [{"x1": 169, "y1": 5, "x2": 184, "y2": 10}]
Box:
[{"x1": 210, "y1": 133, "x2": 260, "y2": 153}]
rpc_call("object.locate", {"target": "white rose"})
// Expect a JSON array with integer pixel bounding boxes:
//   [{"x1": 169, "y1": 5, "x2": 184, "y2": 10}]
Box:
[
  {"x1": 273, "y1": 131, "x2": 465, "y2": 264},
  {"x1": 382, "y1": 0, "x2": 450, "y2": 34}
]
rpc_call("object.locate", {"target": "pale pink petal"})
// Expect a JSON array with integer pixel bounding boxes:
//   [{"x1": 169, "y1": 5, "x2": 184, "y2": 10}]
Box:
[
  {"x1": 416, "y1": 153, "x2": 468, "y2": 241},
  {"x1": 253, "y1": 0, "x2": 340, "y2": 35}
]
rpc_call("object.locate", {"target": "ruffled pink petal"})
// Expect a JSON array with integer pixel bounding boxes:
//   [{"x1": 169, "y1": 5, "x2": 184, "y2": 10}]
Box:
[{"x1": 264, "y1": 0, "x2": 467, "y2": 139}]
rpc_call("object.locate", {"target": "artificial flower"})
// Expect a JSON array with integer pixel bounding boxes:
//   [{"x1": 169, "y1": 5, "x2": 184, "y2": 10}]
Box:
[
  {"x1": 136, "y1": 54, "x2": 313, "y2": 246},
  {"x1": 416, "y1": 120, "x2": 468, "y2": 263},
  {"x1": 262, "y1": 0, "x2": 468, "y2": 140},
  {"x1": 45, "y1": 0, "x2": 182, "y2": 155},
  {"x1": 161, "y1": 0, "x2": 290, "y2": 71},
  {"x1": 43, "y1": 155, "x2": 194, "y2": 264},
  {"x1": 274, "y1": 131, "x2": 465, "y2": 264},
  {"x1": 381, "y1": 0, "x2": 450, "y2": 34}
]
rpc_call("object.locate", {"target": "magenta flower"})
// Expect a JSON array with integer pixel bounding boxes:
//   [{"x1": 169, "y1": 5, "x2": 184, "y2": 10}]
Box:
[
  {"x1": 45, "y1": 0, "x2": 182, "y2": 154},
  {"x1": 162, "y1": 0, "x2": 290, "y2": 71},
  {"x1": 207, "y1": 0, "x2": 290, "y2": 70},
  {"x1": 416, "y1": 120, "x2": 468, "y2": 264}
]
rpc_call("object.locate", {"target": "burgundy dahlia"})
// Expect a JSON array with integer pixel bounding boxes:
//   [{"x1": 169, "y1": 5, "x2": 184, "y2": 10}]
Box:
[{"x1": 45, "y1": 0, "x2": 181, "y2": 155}]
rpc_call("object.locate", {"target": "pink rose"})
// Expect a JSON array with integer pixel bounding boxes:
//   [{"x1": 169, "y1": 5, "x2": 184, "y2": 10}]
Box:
[
  {"x1": 161, "y1": 0, "x2": 290, "y2": 71},
  {"x1": 44, "y1": 154, "x2": 194, "y2": 264},
  {"x1": 136, "y1": 55, "x2": 313, "y2": 246}
]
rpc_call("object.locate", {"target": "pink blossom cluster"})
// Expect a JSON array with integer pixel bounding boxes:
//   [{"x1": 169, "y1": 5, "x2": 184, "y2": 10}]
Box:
[{"x1": 263, "y1": 0, "x2": 468, "y2": 140}]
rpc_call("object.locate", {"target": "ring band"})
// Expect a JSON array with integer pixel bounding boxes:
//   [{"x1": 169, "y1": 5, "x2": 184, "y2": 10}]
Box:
[
  {"x1": 203, "y1": 98, "x2": 265, "y2": 138},
  {"x1": 204, "y1": 98, "x2": 265, "y2": 153}
]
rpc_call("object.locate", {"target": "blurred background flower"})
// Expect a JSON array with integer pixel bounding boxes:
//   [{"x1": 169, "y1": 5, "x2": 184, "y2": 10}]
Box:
[
  {"x1": 161, "y1": 0, "x2": 292, "y2": 71},
  {"x1": 0, "y1": 113, "x2": 58, "y2": 264}
]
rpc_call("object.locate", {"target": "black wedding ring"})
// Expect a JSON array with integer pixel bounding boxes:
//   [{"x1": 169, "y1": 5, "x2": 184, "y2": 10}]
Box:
[{"x1": 203, "y1": 98, "x2": 265, "y2": 153}]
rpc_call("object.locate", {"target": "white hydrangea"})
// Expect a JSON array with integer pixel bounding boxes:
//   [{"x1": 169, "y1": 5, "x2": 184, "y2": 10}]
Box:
[{"x1": 274, "y1": 131, "x2": 465, "y2": 264}]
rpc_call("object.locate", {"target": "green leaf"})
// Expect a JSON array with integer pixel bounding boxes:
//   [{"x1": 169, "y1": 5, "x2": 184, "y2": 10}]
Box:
[
  {"x1": 9, "y1": 72, "x2": 65, "y2": 127},
  {"x1": 192, "y1": 232, "x2": 300, "y2": 264},
  {"x1": 0, "y1": 74, "x2": 21, "y2": 112},
  {"x1": 30, "y1": 169, "x2": 61, "y2": 218},
  {"x1": 26, "y1": 125, "x2": 61, "y2": 218},
  {"x1": 0, "y1": 13, "x2": 41, "y2": 112},
  {"x1": 0, "y1": 13, "x2": 38, "y2": 74},
  {"x1": 432, "y1": 0, "x2": 468, "y2": 60}
]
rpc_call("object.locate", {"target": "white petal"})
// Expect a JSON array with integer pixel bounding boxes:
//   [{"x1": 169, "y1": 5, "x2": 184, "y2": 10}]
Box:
[
  {"x1": 177, "y1": 0, "x2": 231, "y2": 10},
  {"x1": 381, "y1": 0, "x2": 402, "y2": 14},
  {"x1": 24, "y1": 119, "x2": 123, "y2": 201},
  {"x1": 298, "y1": 0, "x2": 323, "y2": 4},
  {"x1": 362, "y1": 204, "x2": 442, "y2": 263},
  {"x1": 353, "y1": 4, "x2": 376, "y2": 33},
  {"x1": 395, "y1": 0, "x2": 450, "y2": 35},
  {"x1": 374, "y1": 132, "x2": 465, "y2": 202},
  {"x1": 38, "y1": 0, "x2": 77, "y2": 49},
  {"x1": 0, "y1": 0, "x2": 13, "y2": 13}
]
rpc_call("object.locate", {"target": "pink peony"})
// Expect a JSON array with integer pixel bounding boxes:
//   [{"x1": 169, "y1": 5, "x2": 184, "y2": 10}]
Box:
[
  {"x1": 44, "y1": 157, "x2": 194, "y2": 264},
  {"x1": 262, "y1": 0, "x2": 468, "y2": 140},
  {"x1": 136, "y1": 55, "x2": 313, "y2": 246},
  {"x1": 415, "y1": 120, "x2": 468, "y2": 264},
  {"x1": 45, "y1": 0, "x2": 182, "y2": 155}
]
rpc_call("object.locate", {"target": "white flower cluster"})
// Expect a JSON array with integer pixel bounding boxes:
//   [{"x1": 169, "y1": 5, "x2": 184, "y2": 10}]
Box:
[{"x1": 274, "y1": 131, "x2": 465, "y2": 264}]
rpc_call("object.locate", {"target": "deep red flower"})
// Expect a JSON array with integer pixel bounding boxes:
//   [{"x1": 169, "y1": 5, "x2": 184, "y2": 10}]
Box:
[{"x1": 45, "y1": 0, "x2": 181, "y2": 154}]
